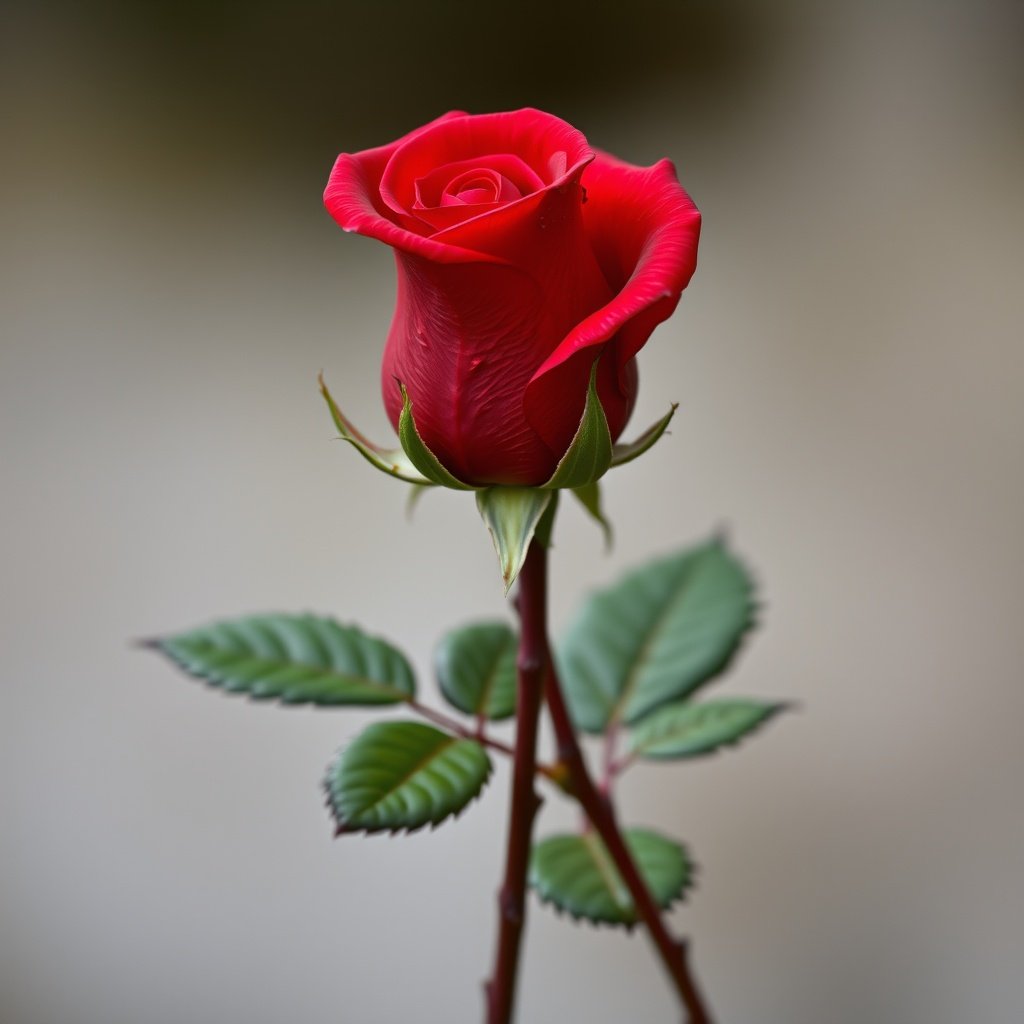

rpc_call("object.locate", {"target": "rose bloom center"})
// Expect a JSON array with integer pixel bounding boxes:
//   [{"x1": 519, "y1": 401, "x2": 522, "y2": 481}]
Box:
[
  {"x1": 412, "y1": 153, "x2": 544, "y2": 222},
  {"x1": 443, "y1": 168, "x2": 520, "y2": 207}
]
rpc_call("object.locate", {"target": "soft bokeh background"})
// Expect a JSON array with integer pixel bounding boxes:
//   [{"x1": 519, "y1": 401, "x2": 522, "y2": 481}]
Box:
[{"x1": 2, "y1": 2, "x2": 1022, "y2": 1021}]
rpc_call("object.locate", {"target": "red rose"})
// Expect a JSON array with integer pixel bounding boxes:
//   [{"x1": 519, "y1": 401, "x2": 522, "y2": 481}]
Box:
[{"x1": 324, "y1": 108, "x2": 701, "y2": 487}]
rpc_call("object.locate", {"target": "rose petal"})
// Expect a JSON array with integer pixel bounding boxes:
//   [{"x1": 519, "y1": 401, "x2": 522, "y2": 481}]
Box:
[
  {"x1": 380, "y1": 108, "x2": 590, "y2": 217},
  {"x1": 413, "y1": 154, "x2": 542, "y2": 209},
  {"x1": 381, "y1": 258, "x2": 560, "y2": 484},
  {"x1": 523, "y1": 153, "x2": 701, "y2": 452},
  {"x1": 384, "y1": 110, "x2": 596, "y2": 265},
  {"x1": 324, "y1": 110, "x2": 507, "y2": 265},
  {"x1": 410, "y1": 154, "x2": 542, "y2": 232},
  {"x1": 380, "y1": 165, "x2": 613, "y2": 484}
]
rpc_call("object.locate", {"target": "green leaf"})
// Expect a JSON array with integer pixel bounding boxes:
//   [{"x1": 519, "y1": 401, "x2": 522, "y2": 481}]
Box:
[
  {"x1": 609, "y1": 403, "x2": 678, "y2": 467},
  {"x1": 559, "y1": 538, "x2": 756, "y2": 733},
  {"x1": 435, "y1": 621, "x2": 518, "y2": 721},
  {"x1": 628, "y1": 699, "x2": 786, "y2": 760},
  {"x1": 572, "y1": 480, "x2": 613, "y2": 550},
  {"x1": 325, "y1": 721, "x2": 492, "y2": 834},
  {"x1": 476, "y1": 487, "x2": 554, "y2": 593},
  {"x1": 397, "y1": 383, "x2": 477, "y2": 490},
  {"x1": 543, "y1": 361, "x2": 613, "y2": 489},
  {"x1": 150, "y1": 613, "x2": 416, "y2": 707},
  {"x1": 530, "y1": 828, "x2": 692, "y2": 926},
  {"x1": 319, "y1": 373, "x2": 431, "y2": 485}
]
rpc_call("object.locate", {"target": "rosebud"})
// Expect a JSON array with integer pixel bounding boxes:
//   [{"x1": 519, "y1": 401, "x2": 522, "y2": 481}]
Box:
[{"x1": 324, "y1": 109, "x2": 700, "y2": 488}]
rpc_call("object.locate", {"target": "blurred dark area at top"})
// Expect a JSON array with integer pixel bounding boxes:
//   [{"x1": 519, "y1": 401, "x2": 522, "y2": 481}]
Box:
[{"x1": 1, "y1": 0, "x2": 773, "y2": 187}]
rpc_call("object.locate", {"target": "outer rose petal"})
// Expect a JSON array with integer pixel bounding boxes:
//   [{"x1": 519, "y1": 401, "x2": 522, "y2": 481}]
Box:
[
  {"x1": 523, "y1": 153, "x2": 701, "y2": 454},
  {"x1": 324, "y1": 110, "x2": 502, "y2": 265},
  {"x1": 380, "y1": 165, "x2": 613, "y2": 485}
]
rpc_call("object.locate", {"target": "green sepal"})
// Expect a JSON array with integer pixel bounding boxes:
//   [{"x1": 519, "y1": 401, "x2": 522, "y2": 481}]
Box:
[
  {"x1": 558, "y1": 536, "x2": 756, "y2": 733},
  {"x1": 324, "y1": 721, "x2": 492, "y2": 834},
  {"x1": 529, "y1": 828, "x2": 693, "y2": 927},
  {"x1": 319, "y1": 373, "x2": 431, "y2": 485},
  {"x1": 628, "y1": 698, "x2": 788, "y2": 761},
  {"x1": 533, "y1": 489, "x2": 560, "y2": 548},
  {"x1": 397, "y1": 383, "x2": 477, "y2": 490},
  {"x1": 147, "y1": 613, "x2": 416, "y2": 707},
  {"x1": 476, "y1": 487, "x2": 554, "y2": 593},
  {"x1": 405, "y1": 482, "x2": 432, "y2": 520},
  {"x1": 542, "y1": 361, "x2": 613, "y2": 489},
  {"x1": 572, "y1": 481, "x2": 613, "y2": 550},
  {"x1": 435, "y1": 621, "x2": 518, "y2": 721},
  {"x1": 610, "y1": 403, "x2": 678, "y2": 467}
]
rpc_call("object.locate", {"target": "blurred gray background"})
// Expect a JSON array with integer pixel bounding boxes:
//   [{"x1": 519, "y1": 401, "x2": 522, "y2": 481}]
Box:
[{"x1": 2, "y1": 1, "x2": 1022, "y2": 1022}]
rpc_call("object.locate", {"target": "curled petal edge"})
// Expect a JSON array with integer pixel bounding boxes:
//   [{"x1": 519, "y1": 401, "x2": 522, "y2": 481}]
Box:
[
  {"x1": 325, "y1": 108, "x2": 596, "y2": 267},
  {"x1": 524, "y1": 157, "x2": 700, "y2": 450},
  {"x1": 324, "y1": 111, "x2": 506, "y2": 266}
]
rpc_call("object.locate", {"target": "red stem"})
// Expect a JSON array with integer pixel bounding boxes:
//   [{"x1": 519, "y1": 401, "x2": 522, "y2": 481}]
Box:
[
  {"x1": 484, "y1": 541, "x2": 548, "y2": 1024},
  {"x1": 544, "y1": 667, "x2": 714, "y2": 1024}
]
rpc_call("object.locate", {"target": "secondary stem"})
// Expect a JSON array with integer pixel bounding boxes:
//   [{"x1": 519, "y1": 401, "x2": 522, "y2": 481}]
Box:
[
  {"x1": 406, "y1": 698, "x2": 561, "y2": 783},
  {"x1": 600, "y1": 721, "x2": 621, "y2": 796},
  {"x1": 484, "y1": 540, "x2": 548, "y2": 1024},
  {"x1": 544, "y1": 668, "x2": 714, "y2": 1024}
]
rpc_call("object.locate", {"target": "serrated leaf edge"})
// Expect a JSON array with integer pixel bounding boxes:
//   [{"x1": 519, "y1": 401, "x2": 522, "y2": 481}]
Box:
[
  {"x1": 144, "y1": 613, "x2": 415, "y2": 708},
  {"x1": 529, "y1": 828, "x2": 696, "y2": 930},
  {"x1": 611, "y1": 538, "x2": 760, "y2": 728},
  {"x1": 323, "y1": 729, "x2": 493, "y2": 837},
  {"x1": 628, "y1": 699, "x2": 791, "y2": 761}
]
